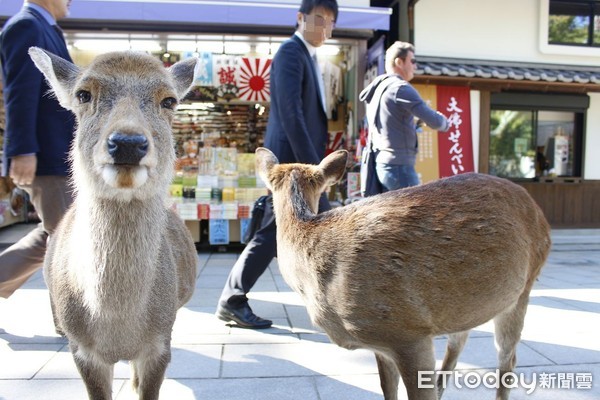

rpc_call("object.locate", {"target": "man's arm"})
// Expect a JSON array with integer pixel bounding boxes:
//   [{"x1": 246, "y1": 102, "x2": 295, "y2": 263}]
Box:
[
  {"x1": 397, "y1": 84, "x2": 450, "y2": 132},
  {"x1": 1, "y1": 19, "x2": 44, "y2": 182}
]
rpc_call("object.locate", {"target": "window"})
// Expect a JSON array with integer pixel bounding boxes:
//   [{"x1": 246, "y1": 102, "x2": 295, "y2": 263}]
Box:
[
  {"x1": 489, "y1": 93, "x2": 586, "y2": 180},
  {"x1": 548, "y1": 0, "x2": 600, "y2": 46}
]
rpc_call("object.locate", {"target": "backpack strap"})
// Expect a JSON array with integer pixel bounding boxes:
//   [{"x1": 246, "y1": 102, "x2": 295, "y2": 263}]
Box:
[{"x1": 365, "y1": 75, "x2": 398, "y2": 150}]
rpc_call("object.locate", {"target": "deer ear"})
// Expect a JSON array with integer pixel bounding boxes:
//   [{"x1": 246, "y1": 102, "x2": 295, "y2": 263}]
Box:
[
  {"x1": 319, "y1": 150, "x2": 348, "y2": 186},
  {"x1": 255, "y1": 147, "x2": 278, "y2": 190},
  {"x1": 169, "y1": 57, "x2": 198, "y2": 100},
  {"x1": 28, "y1": 47, "x2": 80, "y2": 110}
]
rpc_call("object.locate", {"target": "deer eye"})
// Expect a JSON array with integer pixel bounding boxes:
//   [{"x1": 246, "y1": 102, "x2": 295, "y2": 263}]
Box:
[
  {"x1": 161, "y1": 97, "x2": 177, "y2": 110},
  {"x1": 76, "y1": 90, "x2": 91, "y2": 104}
]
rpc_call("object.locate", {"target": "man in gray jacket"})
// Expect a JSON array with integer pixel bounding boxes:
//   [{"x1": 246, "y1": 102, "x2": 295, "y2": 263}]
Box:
[{"x1": 360, "y1": 41, "x2": 449, "y2": 191}]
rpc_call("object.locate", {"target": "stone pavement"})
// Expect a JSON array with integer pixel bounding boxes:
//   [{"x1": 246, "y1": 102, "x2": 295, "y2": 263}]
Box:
[{"x1": 0, "y1": 226, "x2": 599, "y2": 400}]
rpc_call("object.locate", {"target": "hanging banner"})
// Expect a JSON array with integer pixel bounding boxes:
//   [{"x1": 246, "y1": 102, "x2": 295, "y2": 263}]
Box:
[
  {"x1": 436, "y1": 86, "x2": 474, "y2": 178},
  {"x1": 238, "y1": 57, "x2": 272, "y2": 102},
  {"x1": 193, "y1": 51, "x2": 214, "y2": 87},
  {"x1": 213, "y1": 55, "x2": 240, "y2": 101}
]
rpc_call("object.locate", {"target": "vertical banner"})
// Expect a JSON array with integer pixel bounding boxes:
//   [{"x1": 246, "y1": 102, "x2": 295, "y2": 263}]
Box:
[
  {"x1": 193, "y1": 52, "x2": 214, "y2": 87},
  {"x1": 413, "y1": 84, "x2": 440, "y2": 184},
  {"x1": 213, "y1": 55, "x2": 240, "y2": 101},
  {"x1": 436, "y1": 86, "x2": 474, "y2": 178}
]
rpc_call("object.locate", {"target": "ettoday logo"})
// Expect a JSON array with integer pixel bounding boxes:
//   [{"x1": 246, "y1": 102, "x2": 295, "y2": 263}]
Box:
[{"x1": 418, "y1": 370, "x2": 593, "y2": 394}]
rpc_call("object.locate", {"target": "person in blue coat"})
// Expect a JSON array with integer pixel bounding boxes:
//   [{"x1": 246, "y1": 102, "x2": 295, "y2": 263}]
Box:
[
  {"x1": 216, "y1": 0, "x2": 338, "y2": 328},
  {"x1": 0, "y1": 0, "x2": 75, "y2": 298}
]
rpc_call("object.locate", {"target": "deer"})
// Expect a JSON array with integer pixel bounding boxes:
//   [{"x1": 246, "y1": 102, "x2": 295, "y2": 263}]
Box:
[
  {"x1": 28, "y1": 47, "x2": 198, "y2": 400},
  {"x1": 255, "y1": 147, "x2": 551, "y2": 400}
]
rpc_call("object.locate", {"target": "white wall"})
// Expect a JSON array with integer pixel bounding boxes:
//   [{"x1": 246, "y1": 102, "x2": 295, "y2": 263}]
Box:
[
  {"x1": 470, "y1": 90, "x2": 480, "y2": 172},
  {"x1": 414, "y1": 0, "x2": 600, "y2": 67},
  {"x1": 585, "y1": 93, "x2": 600, "y2": 180}
]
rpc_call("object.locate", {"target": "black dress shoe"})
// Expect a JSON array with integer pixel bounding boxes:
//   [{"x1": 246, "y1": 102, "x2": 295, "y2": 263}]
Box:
[{"x1": 216, "y1": 303, "x2": 272, "y2": 329}]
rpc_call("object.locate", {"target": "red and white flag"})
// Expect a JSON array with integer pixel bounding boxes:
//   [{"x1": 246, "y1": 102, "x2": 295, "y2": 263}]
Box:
[{"x1": 238, "y1": 57, "x2": 272, "y2": 102}]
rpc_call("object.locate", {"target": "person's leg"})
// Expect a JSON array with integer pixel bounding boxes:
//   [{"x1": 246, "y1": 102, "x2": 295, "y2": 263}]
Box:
[
  {"x1": 218, "y1": 216, "x2": 276, "y2": 308},
  {"x1": 216, "y1": 198, "x2": 276, "y2": 328},
  {"x1": 0, "y1": 176, "x2": 72, "y2": 298},
  {"x1": 375, "y1": 163, "x2": 420, "y2": 191}
]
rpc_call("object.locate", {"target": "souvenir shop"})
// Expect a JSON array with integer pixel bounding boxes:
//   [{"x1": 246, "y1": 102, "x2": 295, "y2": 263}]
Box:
[{"x1": 0, "y1": 0, "x2": 391, "y2": 244}]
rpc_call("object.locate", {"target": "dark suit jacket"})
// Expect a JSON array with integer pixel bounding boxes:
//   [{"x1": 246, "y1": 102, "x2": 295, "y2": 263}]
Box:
[
  {"x1": 0, "y1": 6, "x2": 75, "y2": 176},
  {"x1": 264, "y1": 34, "x2": 328, "y2": 167}
]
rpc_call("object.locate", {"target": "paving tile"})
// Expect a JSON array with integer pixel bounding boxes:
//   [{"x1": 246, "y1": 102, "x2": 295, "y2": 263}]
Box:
[
  {"x1": 0, "y1": 343, "x2": 64, "y2": 379},
  {"x1": 221, "y1": 342, "x2": 377, "y2": 378},
  {"x1": 314, "y1": 374, "x2": 384, "y2": 400},
  {"x1": 116, "y1": 377, "x2": 320, "y2": 400},
  {"x1": 0, "y1": 379, "x2": 125, "y2": 400}
]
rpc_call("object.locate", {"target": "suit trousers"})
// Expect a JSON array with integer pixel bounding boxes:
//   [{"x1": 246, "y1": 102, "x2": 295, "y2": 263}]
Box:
[
  {"x1": 0, "y1": 175, "x2": 72, "y2": 298},
  {"x1": 218, "y1": 193, "x2": 330, "y2": 308}
]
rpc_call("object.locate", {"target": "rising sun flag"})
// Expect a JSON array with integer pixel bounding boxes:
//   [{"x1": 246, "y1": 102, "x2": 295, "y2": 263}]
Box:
[{"x1": 238, "y1": 57, "x2": 272, "y2": 102}]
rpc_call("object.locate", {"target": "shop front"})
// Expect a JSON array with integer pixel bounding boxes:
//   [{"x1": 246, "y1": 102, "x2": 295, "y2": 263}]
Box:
[
  {"x1": 0, "y1": 0, "x2": 392, "y2": 242},
  {"x1": 411, "y1": 58, "x2": 600, "y2": 228}
]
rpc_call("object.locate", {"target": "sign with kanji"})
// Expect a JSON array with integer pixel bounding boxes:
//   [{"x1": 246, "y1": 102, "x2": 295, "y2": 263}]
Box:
[
  {"x1": 213, "y1": 55, "x2": 239, "y2": 101},
  {"x1": 209, "y1": 219, "x2": 230, "y2": 245},
  {"x1": 436, "y1": 86, "x2": 474, "y2": 178}
]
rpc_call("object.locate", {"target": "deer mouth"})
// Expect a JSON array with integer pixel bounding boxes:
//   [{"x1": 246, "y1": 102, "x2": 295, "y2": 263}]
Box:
[{"x1": 102, "y1": 164, "x2": 149, "y2": 189}]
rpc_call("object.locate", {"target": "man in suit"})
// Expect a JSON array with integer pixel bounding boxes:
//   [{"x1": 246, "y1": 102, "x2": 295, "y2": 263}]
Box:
[
  {"x1": 0, "y1": 0, "x2": 75, "y2": 298},
  {"x1": 216, "y1": 0, "x2": 338, "y2": 328}
]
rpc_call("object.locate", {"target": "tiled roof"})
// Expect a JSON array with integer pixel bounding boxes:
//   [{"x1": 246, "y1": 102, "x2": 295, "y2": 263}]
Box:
[{"x1": 415, "y1": 57, "x2": 600, "y2": 85}]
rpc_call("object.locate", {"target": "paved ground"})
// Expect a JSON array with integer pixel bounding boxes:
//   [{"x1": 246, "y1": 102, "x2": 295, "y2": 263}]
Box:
[{"x1": 0, "y1": 225, "x2": 599, "y2": 400}]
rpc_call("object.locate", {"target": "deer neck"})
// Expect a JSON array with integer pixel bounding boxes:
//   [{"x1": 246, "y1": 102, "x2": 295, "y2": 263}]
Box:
[
  {"x1": 70, "y1": 193, "x2": 167, "y2": 309},
  {"x1": 272, "y1": 180, "x2": 323, "y2": 298}
]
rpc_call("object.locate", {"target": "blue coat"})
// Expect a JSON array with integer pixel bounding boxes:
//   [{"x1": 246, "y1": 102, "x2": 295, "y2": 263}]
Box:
[
  {"x1": 0, "y1": 6, "x2": 75, "y2": 176},
  {"x1": 264, "y1": 35, "x2": 328, "y2": 166}
]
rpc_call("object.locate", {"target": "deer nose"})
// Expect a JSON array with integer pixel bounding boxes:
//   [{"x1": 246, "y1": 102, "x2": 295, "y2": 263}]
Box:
[{"x1": 107, "y1": 133, "x2": 149, "y2": 165}]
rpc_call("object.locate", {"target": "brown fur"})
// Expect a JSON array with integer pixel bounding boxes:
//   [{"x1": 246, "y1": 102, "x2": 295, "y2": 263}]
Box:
[
  {"x1": 29, "y1": 48, "x2": 198, "y2": 400},
  {"x1": 256, "y1": 148, "x2": 551, "y2": 400}
]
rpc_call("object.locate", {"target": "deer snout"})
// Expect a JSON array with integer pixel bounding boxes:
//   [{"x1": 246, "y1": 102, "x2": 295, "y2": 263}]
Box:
[{"x1": 107, "y1": 133, "x2": 149, "y2": 165}]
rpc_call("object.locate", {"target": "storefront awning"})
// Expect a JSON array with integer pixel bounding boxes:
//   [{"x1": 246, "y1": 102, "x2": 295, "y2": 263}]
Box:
[
  {"x1": 414, "y1": 56, "x2": 600, "y2": 92},
  {"x1": 0, "y1": 0, "x2": 391, "y2": 32}
]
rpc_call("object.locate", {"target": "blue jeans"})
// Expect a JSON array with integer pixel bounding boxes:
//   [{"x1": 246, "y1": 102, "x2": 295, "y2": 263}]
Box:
[{"x1": 375, "y1": 163, "x2": 419, "y2": 192}]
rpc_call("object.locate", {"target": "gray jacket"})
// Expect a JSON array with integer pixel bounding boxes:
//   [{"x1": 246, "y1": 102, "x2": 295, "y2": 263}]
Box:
[{"x1": 360, "y1": 74, "x2": 449, "y2": 166}]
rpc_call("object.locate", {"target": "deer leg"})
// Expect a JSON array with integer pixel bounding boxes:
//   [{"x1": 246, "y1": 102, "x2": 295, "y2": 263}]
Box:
[
  {"x1": 392, "y1": 338, "x2": 438, "y2": 400},
  {"x1": 436, "y1": 330, "x2": 469, "y2": 399},
  {"x1": 130, "y1": 361, "x2": 140, "y2": 393},
  {"x1": 48, "y1": 294, "x2": 65, "y2": 337},
  {"x1": 132, "y1": 344, "x2": 171, "y2": 400},
  {"x1": 493, "y1": 292, "x2": 530, "y2": 400},
  {"x1": 71, "y1": 344, "x2": 114, "y2": 400},
  {"x1": 375, "y1": 352, "x2": 400, "y2": 400}
]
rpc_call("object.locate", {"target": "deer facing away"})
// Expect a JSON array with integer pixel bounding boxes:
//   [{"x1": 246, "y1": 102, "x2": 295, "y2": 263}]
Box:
[
  {"x1": 29, "y1": 48, "x2": 198, "y2": 400},
  {"x1": 255, "y1": 147, "x2": 551, "y2": 400}
]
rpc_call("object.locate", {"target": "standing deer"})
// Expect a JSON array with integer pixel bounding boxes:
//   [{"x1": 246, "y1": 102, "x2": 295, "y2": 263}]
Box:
[
  {"x1": 255, "y1": 147, "x2": 551, "y2": 400},
  {"x1": 29, "y1": 48, "x2": 198, "y2": 400}
]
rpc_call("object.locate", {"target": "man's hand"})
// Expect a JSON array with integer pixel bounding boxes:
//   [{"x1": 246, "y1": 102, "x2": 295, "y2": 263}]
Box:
[{"x1": 9, "y1": 154, "x2": 37, "y2": 186}]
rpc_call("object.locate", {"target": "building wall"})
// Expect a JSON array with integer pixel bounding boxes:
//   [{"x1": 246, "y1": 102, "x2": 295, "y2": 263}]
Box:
[
  {"x1": 413, "y1": 0, "x2": 600, "y2": 67},
  {"x1": 415, "y1": 0, "x2": 600, "y2": 181}
]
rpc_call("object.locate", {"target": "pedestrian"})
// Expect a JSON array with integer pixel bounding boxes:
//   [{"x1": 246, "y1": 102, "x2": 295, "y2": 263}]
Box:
[
  {"x1": 215, "y1": 0, "x2": 338, "y2": 328},
  {"x1": 359, "y1": 41, "x2": 450, "y2": 192},
  {"x1": 0, "y1": 0, "x2": 75, "y2": 298}
]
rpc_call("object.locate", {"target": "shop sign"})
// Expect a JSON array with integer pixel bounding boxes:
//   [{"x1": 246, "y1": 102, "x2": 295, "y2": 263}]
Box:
[{"x1": 413, "y1": 84, "x2": 475, "y2": 183}]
